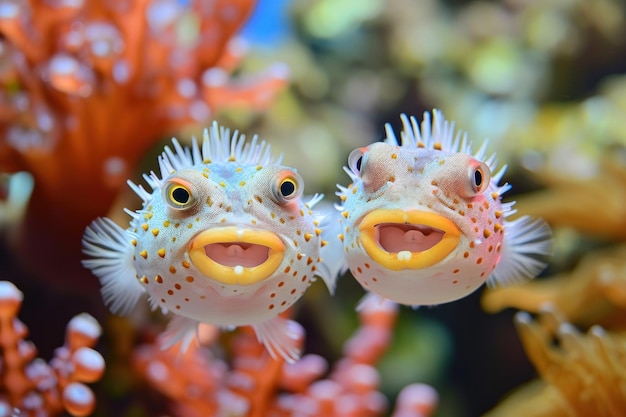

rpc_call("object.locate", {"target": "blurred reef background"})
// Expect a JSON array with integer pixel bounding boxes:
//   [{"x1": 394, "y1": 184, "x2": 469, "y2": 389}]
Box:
[{"x1": 0, "y1": 0, "x2": 626, "y2": 416}]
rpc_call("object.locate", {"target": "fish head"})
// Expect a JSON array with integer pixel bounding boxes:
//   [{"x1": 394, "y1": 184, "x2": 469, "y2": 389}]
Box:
[
  {"x1": 340, "y1": 142, "x2": 505, "y2": 305},
  {"x1": 131, "y1": 161, "x2": 322, "y2": 324}
]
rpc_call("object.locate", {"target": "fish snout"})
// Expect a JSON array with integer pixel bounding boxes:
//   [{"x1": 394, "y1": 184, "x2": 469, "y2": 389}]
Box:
[{"x1": 189, "y1": 227, "x2": 285, "y2": 285}]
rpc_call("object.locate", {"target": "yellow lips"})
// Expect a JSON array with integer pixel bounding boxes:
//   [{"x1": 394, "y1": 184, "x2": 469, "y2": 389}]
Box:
[
  {"x1": 189, "y1": 227, "x2": 285, "y2": 285},
  {"x1": 359, "y1": 209, "x2": 461, "y2": 271}
]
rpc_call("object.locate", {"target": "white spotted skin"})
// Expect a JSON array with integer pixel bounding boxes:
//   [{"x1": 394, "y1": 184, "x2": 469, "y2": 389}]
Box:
[
  {"x1": 341, "y1": 144, "x2": 504, "y2": 305},
  {"x1": 133, "y1": 163, "x2": 321, "y2": 327},
  {"x1": 337, "y1": 110, "x2": 552, "y2": 306},
  {"x1": 80, "y1": 122, "x2": 338, "y2": 356}
]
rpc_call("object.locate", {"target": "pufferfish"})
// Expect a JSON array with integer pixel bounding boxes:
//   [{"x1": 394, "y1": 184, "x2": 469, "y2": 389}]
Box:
[
  {"x1": 336, "y1": 110, "x2": 552, "y2": 306},
  {"x1": 82, "y1": 123, "x2": 342, "y2": 362}
]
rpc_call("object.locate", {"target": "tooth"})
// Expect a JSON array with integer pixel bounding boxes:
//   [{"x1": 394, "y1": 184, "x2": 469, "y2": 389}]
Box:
[
  {"x1": 398, "y1": 251, "x2": 412, "y2": 261},
  {"x1": 234, "y1": 265, "x2": 244, "y2": 275}
]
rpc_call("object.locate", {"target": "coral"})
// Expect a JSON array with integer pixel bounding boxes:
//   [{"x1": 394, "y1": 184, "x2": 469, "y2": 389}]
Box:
[
  {"x1": 481, "y1": 143, "x2": 626, "y2": 327},
  {"x1": 0, "y1": 280, "x2": 104, "y2": 417},
  {"x1": 0, "y1": 0, "x2": 288, "y2": 289},
  {"x1": 482, "y1": 244, "x2": 626, "y2": 328},
  {"x1": 484, "y1": 307, "x2": 626, "y2": 417},
  {"x1": 133, "y1": 296, "x2": 438, "y2": 417},
  {"x1": 512, "y1": 145, "x2": 626, "y2": 241}
]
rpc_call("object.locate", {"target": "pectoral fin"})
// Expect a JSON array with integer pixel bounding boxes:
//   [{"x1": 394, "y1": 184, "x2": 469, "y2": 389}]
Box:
[
  {"x1": 251, "y1": 317, "x2": 304, "y2": 363},
  {"x1": 82, "y1": 217, "x2": 145, "y2": 315}
]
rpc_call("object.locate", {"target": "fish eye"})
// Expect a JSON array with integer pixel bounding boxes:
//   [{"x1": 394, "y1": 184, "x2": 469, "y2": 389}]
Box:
[
  {"x1": 470, "y1": 162, "x2": 491, "y2": 194},
  {"x1": 280, "y1": 178, "x2": 297, "y2": 197},
  {"x1": 164, "y1": 178, "x2": 197, "y2": 210},
  {"x1": 272, "y1": 170, "x2": 303, "y2": 203},
  {"x1": 348, "y1": 148, "x2": 366, "y2": 176}
]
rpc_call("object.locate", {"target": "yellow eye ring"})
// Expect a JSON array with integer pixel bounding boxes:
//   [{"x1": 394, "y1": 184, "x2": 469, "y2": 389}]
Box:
[
  {"x1": 279, "y1": 178, "x2": 297, "y2": 198},
  {"x1": 272, "y1": 171, "x2": 303, "y2": 203},
  {"x1": 163, "y1": 179, "x2": 197, "y2": 210}
]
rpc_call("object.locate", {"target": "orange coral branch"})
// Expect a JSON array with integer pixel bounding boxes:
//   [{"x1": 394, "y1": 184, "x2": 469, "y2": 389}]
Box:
[
  {"x1": 133, "y1": 296, "x2": 438, "y2": 417},
  {"x1": 0, "y1": 0, "x2": 290, "y2": 291},
  {"x1": 0, "y1": 280, "x2": 104, "y2": 417}
]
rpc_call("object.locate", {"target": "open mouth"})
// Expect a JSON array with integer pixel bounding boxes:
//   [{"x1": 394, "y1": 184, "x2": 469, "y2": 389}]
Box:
[
  {"x1": 359, "y1": 209, "x2": 460, "y2": 271},
  {"x1": 189, "y1": 227, "x2": 285, "y2": 285}
]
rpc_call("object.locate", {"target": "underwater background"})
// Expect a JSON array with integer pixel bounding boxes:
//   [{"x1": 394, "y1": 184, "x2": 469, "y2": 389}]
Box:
[{"x1": 0, "y1": 0, "x2": 625, "y2": 416}]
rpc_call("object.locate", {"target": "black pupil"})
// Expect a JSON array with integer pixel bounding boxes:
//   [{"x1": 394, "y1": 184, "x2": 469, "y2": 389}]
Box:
[
  {"x1": 356, "y1": 156, "x2": 362, "y2": 171},
  {"x1": 474, "y1": 169, "x2": 483, "y2": 187},
  {"x1": 280, "y1": 180, "x2": 296, "y2": 197},
  {"x1": 172, "y1": 187, "x2": 190, "y2": 203}
]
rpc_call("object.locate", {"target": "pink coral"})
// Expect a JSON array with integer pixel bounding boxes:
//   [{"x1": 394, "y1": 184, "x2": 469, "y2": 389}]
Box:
[
  {"x1": 0, "y1": 280, "x2": 104, "y2": 416},
  {"x1": 133, "y1": 299, "x2": 438, "y2": 417}
]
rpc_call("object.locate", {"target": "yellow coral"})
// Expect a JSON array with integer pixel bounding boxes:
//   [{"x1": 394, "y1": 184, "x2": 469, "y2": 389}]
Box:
[{"x1": 485, "y1": 308, "x2": 626, "y2": 417}]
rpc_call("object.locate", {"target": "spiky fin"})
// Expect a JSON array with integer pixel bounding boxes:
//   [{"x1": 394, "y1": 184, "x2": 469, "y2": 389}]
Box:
[{"x1": 127, "y1": 121, "x2": 284, "y2": 199}]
